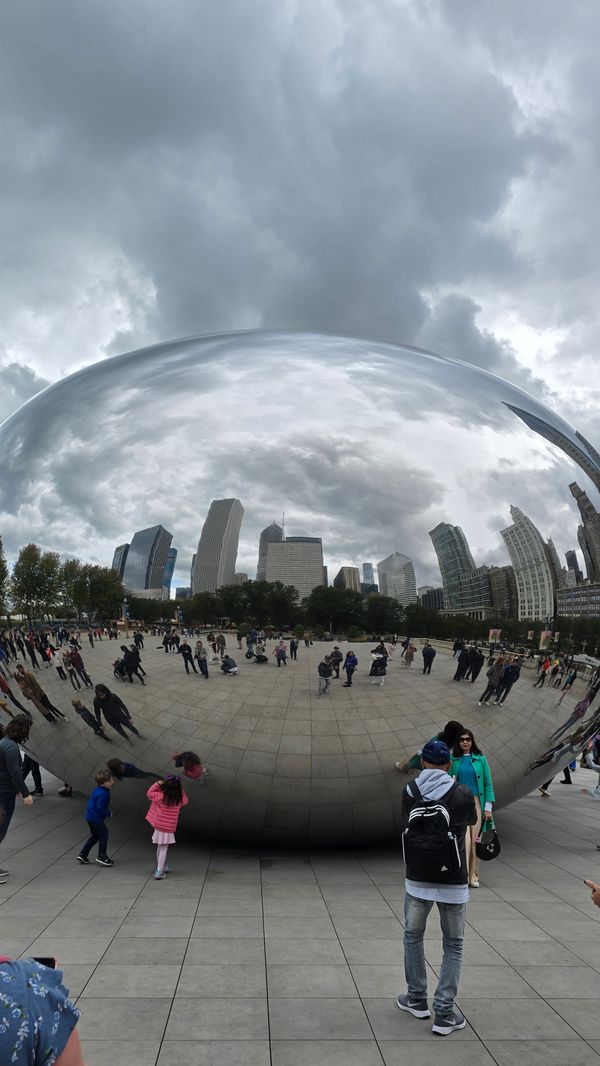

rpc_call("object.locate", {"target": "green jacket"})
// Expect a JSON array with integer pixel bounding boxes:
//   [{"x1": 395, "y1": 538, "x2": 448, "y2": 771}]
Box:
[{"x1": 450, "y1": 753, "x2": 495, "y2": 810}]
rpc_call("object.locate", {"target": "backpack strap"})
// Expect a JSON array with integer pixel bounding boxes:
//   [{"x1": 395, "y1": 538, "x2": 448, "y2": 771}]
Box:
[{"x1": 408, "y1": 780, "x2": 422, "y2": 803}]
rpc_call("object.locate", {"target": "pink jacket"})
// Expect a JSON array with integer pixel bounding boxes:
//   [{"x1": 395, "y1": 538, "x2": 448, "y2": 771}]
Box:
[{"x1": 145, "y1": 782, "x2": 189, "y2": 832}]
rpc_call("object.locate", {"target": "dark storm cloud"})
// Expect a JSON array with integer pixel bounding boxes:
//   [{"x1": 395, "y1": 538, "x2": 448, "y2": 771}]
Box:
[{"x1": 1, "y1": 1, "x2": 599, "y2": 570}]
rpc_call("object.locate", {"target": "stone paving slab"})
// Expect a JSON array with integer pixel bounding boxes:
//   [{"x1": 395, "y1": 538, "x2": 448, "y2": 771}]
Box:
[{"x1": 0, "y1": 762, "x2": 600, "y2": 1064}]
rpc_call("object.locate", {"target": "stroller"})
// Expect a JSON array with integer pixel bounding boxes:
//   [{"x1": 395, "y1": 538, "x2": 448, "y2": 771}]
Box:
[{"x1": 113, "y1": 658, "x2": 128, "y2": 682}]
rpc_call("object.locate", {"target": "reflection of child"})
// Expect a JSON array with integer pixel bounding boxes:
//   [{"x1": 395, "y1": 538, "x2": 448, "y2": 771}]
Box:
[
  {"x1": 72, "y1": 699, "x2": 111, "y2": 741},
  {"x1": 171, "y1": 750, "x2": 209, "y2": 782},
  {"x1": 146, "y1": 776, "x2": 189, "y2": 879},
  {"x1": 107, "y1": 758, "x2": 155, "y2": 780}
]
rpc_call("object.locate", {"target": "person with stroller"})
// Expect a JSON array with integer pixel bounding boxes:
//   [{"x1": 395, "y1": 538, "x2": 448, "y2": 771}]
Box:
[{"x1": 120, "y1": 645, "x2": 145, "y2": 685}]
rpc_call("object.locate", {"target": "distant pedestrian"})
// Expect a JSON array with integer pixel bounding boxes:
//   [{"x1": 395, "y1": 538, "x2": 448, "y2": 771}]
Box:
[
  {"x1": 146, "y1": 776, "x2": 189, "y2": 879},
  {"x1": 370, "y1": 654, "x2": 386, "y2": 686},
  {"x1": 194, "y1": 641, "x2": 209, "y2": 679},
  {"x1": 422, "y1": 643, "x2": 436, "y2": 675},
  {"x1": 318, "y1": 657, "x2": 333, "y2": 697},
  {"x1": 478, "y1": 659, "x2": 504, "y2": 705},
  {"x1": 329, "y1": 647, "x2": 343, "y2": 678},
  {"x1": 289, "y1": 637, "x2": 299, "y2": 660},
  {"x1": 343, "y1": 650, "x2": 358, "y2": 687},
  {"x1": 273, "y1": 642, "x2": 287, "y2": 667},
  {"x1": 0, "y1": 716, "x2": 35, "y2": 875},
  {"x1": 221, "y1": 655, "x2": 238, "y2": 675},
  {"x1": 120, "y1": 645, "x2": 145, "y2": 685},
  {"x1": 172, "y1": 750, "x2": 209, "y2": 782},
  {"x1": 179, "y1": 640, "x2": 197, "y2": 674}
]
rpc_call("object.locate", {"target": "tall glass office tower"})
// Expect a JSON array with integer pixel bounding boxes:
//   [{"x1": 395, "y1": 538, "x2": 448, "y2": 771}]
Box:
[
  {"x1": 192, "y1": 498, "x2": 244, "y2": 594},
  {"x1": 122, "y1": 525, "x2": 173, "y2": 593},
  {"x1": 376, "y1": 552, "x2": 417, "y2": 606}
]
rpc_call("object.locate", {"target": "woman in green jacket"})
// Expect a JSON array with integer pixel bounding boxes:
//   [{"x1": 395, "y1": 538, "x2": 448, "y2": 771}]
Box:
[{"x1": 450, "y1": 729, "x2": 495, "y2": 888}]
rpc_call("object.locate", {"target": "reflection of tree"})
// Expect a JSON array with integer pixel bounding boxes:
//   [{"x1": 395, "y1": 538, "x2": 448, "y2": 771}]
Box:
[
  {"x1": 527, "y1": 705, "x2": 600, "y2": 772},
  {"x1": 10, "y1": 542, "x2": 125, "y2": 622}
]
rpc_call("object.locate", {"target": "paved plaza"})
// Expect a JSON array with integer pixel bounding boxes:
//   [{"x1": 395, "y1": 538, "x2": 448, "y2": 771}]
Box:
[{"x1": 1, "y1": 755, "x2": 600, "y2": 1064}]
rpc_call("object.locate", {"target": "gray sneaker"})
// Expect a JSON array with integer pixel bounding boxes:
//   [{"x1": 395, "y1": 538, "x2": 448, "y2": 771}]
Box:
[
  {"x1": 432, "y1": 1008, "x2": 466, "y2": 1035},
  {"x1": 0, "y1": 867, "x2": 9, "y2": 876},
  {"x1": 396, "y1": 994, "x2": 430, "y2": 1018}
]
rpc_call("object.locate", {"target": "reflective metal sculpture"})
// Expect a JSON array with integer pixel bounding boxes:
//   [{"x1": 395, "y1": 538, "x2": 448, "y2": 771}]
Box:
[{"x1": 0, "y1": 331, "x2": 599, "y2": 845}]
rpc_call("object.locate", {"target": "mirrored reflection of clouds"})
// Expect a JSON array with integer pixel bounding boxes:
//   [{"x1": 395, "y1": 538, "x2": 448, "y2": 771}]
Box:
[{"x1": 0, "y1": 331, "x2": 598, "y2": 586}]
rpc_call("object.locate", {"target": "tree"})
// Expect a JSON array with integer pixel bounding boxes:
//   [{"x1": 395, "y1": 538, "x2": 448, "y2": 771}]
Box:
[
  {"x1": 10, "y1": 543, "x2": 44, "y2": 619},
  {"x1": 364, "y1": 593, "x2": 404, "y2": 635},
  {"x1": 38, "y1": 551, "x2": 62, "y2": 618}
]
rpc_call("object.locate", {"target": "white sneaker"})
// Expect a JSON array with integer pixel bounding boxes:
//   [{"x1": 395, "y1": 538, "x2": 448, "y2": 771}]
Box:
[{"x1": 470, "y1": 879, "x2": 480, "y2": 888}]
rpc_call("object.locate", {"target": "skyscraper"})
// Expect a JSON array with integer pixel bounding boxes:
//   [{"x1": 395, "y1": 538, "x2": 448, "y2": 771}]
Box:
[
  {"x1": 565, "y1": 550, "x2": 583, "y2": 585},
  {"x1": 500, "y1": 506, "x2": 555, "y2": 621},
  {"x1": 489, "y1": 565, "x2": 518, "y2": 617},
  {"x1": 192, "y1": 498, "x2": 244, "y2": 594},
  {"x1": 569, "y1": 482, "x2": 600, "y2": 583},
  {"x1": 122, "y1": 525, "x2": 173, "y2": 594},
  {"x1": 162, "y1": 547, "x2": 177, "y2": 599},
  {"x1": 377, "y1": 553, "x2": 417, "y2": 606},
  {"x1": 111, "y1": 543, "x2": 130, "y2": 579},
  {"x1": 363, "y1": 562, "x2": 375, "y2": 585},
  {"x1": 265, "y1": 538, "x2": 325, "y2": 602},
  {"x1": 429, "y1": 522, "x2": 478, "y2": 609},
  {"x1": 333, "y1": 566, "x2": 361, "y2": 593},
  {"x1": 256, "y1": 522, "x2": 283, "y2": 581}
]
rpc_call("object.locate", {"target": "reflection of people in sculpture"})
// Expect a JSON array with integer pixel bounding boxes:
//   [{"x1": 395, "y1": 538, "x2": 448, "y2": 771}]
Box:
[
  {"x1": 71, "y1": 699, "x2": 111, "y2": 741},
  {"x1": 580, "y1": 735, "x2": 600, "y2": 800},
  {"x1": 0, "y1": 672, "x2": 29, "y2": 716},
  {"x1": 93, "y1": 684, "x2": 142, "y2": 741},
  {"x1": 68, "y1": 647, "x2": 93, "y2": 687},
  {"x1": 13, "y1": 664, "x2": 66, "y2": 724},
  {"x1": 108, "y1": 757, "x2": 155, "y2": 780},
  {"x1": 549, "y1": 695, "x2": 592, "y2": 742}
]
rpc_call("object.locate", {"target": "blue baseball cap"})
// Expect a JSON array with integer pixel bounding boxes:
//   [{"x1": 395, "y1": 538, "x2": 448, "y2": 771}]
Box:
[{"x1": 422, "y1": 739, "x2": 451, "y2": 765}]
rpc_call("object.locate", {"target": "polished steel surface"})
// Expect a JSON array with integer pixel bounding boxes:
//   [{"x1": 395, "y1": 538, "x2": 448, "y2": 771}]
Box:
[{"x1": 0, "y1": 331, "x2": 598, "y2": 845}]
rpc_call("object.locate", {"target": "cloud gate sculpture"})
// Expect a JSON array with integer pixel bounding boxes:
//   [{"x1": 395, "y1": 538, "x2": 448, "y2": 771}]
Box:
[{"x1": 1, "y1": 331, "x2": 599, "y2": 846}]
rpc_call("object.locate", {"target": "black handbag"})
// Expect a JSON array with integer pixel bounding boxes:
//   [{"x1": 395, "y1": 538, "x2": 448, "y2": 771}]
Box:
[{"x1": 476, "y1": 824, "x2": 501, "y2": 862}]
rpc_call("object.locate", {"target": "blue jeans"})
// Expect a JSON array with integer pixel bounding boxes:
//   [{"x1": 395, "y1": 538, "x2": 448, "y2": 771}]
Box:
[{"x1": 404, "y1": 892, "x2": 465, "y2": 1016}]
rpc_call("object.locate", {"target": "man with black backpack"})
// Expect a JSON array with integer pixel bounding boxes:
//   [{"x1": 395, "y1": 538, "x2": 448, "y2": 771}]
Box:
[{"x1": 398, "y1": 739, "x2": 476, "y2": 1036}]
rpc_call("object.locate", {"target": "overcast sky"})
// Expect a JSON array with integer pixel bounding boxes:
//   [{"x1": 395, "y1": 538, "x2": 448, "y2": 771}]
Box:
[{"x1": 1, "y1": 1, "x2": 599, "y2": 586}]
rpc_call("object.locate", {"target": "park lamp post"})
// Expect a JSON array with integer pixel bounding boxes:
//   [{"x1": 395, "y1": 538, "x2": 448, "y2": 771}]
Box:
[{"x1": 122, "y1": 597, "x2": 129, "y2": 639}]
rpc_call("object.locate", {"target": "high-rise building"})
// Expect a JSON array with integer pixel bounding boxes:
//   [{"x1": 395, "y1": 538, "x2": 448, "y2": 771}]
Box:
[
  {"x1": 122, "y1": 525, "x2": 173, "y2": 594},
  {"x1": 256, "y1": 522, "x2": 283, "y2": 581},
  {"x1": 545, "y1": 538, "x2": 565, "y2": 591},
  {"x1": 363, "y1": 562, "x2": 375, "y2": 586},
  {"x1": 420, "y1": 587, "x2": 445, "y2": 610},
  {"x1": 569, "y1": 482, "x2": 600, "y2": 583},
  {"x1": 190, "y1": 554, "x2": 196, "y2": 588},
  {"x1": 565, "y1": 550, "x2": 583, "y2": 585},
  {"x1": 489, "y1": 565, "x2": 518, "y2": 617},
  {"x1": 333, "y1": 566, "x2": 361, "y2": 593},
  {"x1": 429, "y1": 522, "x2": 491, "y2": 611},
  {"x1": 175, "y1": 587, "x2": 191, "y2": 600},
  {"x1": 162, "y1": 547, "x2": 177, "y2": 599},
  {"x1": 557, "y1": 582, "x2": 600, "y2": 618},
  {"x1": 265, "y1": 538, "x2": 325, "y2": 602},
  {"x1": 500, "y1": 506, "x2": 555, "y2": 621},
  {"x1": 377, "y1": 553, "x2": 418, "y2": 606},
  {"x1": 111, "y1": 543, "x2": 130, "y2": 579},
  {"x1": 192, "y1": 499, "x2": 244, "y2": 594},
  {"x1": 234, "y1": 573, "x2": 249, "y2": 585}
]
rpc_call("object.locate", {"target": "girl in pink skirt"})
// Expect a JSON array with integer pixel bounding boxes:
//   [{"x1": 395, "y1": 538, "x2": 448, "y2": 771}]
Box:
[{"x1": 145, "y1": 775, "x2": 189, "y2": 880}]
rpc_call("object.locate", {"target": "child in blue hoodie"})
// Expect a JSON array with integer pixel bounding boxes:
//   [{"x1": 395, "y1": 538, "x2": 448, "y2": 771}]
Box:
[{"x1": 77, "y1": 769, "x2": 114, "y2": 867}]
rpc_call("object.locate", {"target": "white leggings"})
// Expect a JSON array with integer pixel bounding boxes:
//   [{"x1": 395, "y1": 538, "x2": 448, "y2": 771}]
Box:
[{"x1": 156, "y1": 843, "x2": 169, "y2": 871}]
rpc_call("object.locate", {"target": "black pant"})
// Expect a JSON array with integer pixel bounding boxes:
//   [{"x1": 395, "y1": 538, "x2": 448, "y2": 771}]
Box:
[
  {"x1": 80, "y1": 820, "x2": 109, "y2": 859},
  {"x1": 496, "y1": 682, "x2": 513, "y2": 704},
  {"x1": 68, "y1": 669, "x2": 81, "y2": 690},
  {"x1": 197, "y1": 658, "x2": 208, "y2": 678},
  {"x1": 126, "y1": 668, "x2": 145, "y2": 684},
  {"x1": 105, "y1": 715, "x2": 140, "y2": 739},
  {"x1": 76, "y1": 669, "x2": 93, "y2": 687},
  {"x1": 183, "y1": 655, "x2": 197, "y2": 673},
  {"x1": 423, "y1": 660, "x2": 433, "y2": 674},
  {"x1": 290, "y1": 648, "x2": 297, "y2": 659},
  {"x1": 534, "y1": 673, "x2": 546, "y2": 687},
  {"x1": 22, "y1": 755, "x2": 42, "y2": 791},
  {"x1": 345, "y1": 666, "x2": 355, "y2": 686},
  {"x1": 332, "y1": 663, "x2": 340, "y2": 678},
  {"x1": 5, "y1": 688, "x2": 28, "y2": 713},
  {"x1": 479, "y1": 683, "x2": 497, "y2": 703},
  {"x1": 0, "y1": 792, "x2": 16, "y2": 845}
]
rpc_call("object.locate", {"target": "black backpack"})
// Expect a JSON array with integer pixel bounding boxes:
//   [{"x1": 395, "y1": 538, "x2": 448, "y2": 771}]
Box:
[{"x1": 402, "y1": 781, "x2": 461, "y2": 879}]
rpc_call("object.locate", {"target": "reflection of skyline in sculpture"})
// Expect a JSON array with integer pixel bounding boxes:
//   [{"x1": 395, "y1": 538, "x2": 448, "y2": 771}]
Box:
[
  {"x1": 191, "y1": 498, "x2": 244, "y2": 594},
  {"x1": 111, "y1": 543, "x2": 129, "y2": 579},
  {"x1": 501, "y1": 507, "x2": 555, "y2": 622},
  {"x1": 377, "y1": 552, "x2": 417, "y2": 606},
  {"x1": 503, "y1": 403, "x2": 600, "y2": 494},
  {"x1": 162, "y1": 547, "x2": 177, "y2": 598},
  {"x1": 122, "y1": 524, "x2": 173, "y2": 598},
  {"x1": 1, "y1": 331, "x2": 600, "y2": 600},
  {"x1": 570, "y1": 482, "x2": 600, "y2": 583}
]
